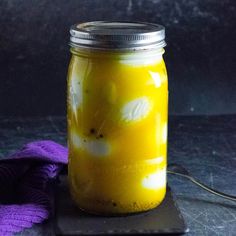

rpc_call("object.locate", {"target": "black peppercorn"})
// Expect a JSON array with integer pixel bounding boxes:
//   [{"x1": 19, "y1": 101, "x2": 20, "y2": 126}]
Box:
[{"x1": 90, "y1": 128, "x2": 96, "y2": 134}]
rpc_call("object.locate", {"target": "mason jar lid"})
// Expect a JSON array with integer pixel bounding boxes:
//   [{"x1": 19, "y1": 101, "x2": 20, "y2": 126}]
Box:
[{"x1": 70, "y1": 21, "x2": 166, "y2": 50}]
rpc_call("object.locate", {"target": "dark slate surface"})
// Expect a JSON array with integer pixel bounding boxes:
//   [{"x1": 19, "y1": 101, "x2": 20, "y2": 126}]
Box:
[
  {"x1": 0, "y1": 115, "x2": 236, "y2": 235},
  {"x1": 0, "y1": 0, "x2": 236, "y2": 116},
  {"x1": 55, "y1": 178, "x2": 187, "y2": 235}
]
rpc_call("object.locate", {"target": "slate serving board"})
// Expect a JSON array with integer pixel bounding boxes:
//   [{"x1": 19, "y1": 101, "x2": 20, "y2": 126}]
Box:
[{"x1": 54, "y1": 176, "x2": 188, "y2": 235}]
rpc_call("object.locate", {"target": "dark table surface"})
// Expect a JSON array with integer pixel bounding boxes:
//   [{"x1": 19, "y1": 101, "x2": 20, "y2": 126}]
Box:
[{"x1": 0, "y1": 115, "x2": 236, "y2": 236}]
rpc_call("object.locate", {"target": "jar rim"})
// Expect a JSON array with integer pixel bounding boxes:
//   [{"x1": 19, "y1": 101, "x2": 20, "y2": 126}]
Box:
[{"x1": 69, "y1": 21, "x2": 166, "y2": 50}]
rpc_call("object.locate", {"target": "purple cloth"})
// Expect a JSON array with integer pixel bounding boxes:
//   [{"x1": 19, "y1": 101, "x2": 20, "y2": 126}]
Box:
[{"x1": 0, "y1": 141, "x2": 68, "y2": 236}]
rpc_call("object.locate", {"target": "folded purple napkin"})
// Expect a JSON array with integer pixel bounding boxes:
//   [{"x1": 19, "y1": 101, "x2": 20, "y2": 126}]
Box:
[{"x1": 0, "y1": 141, "x2": 68, "y2": 236}]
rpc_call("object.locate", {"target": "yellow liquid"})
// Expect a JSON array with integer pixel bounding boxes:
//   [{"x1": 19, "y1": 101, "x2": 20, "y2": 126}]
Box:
[{"x1": 67, "y1": 48, "x2": 168, "y2": 214}]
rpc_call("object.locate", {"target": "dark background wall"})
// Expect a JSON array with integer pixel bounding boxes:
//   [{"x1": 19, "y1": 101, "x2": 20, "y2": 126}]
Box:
[{"x1": 0, "y1": 0, "x2": 235, "y2": 116}]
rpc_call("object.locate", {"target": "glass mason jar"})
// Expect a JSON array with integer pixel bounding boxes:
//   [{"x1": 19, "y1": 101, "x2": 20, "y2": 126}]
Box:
[{"x1": 67, "y1": 21, "x2": 168, "y2": 215}]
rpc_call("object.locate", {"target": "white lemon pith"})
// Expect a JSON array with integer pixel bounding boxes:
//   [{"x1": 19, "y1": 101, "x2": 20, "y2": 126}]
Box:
[{"x1": 142, "y1": 168, "x2": 166, "y2": 190}]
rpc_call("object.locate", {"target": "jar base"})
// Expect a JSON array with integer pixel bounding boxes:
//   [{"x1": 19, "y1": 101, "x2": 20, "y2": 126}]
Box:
[{"x1": 70, "y1": 189, "x2": 166, "y2": 216}]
